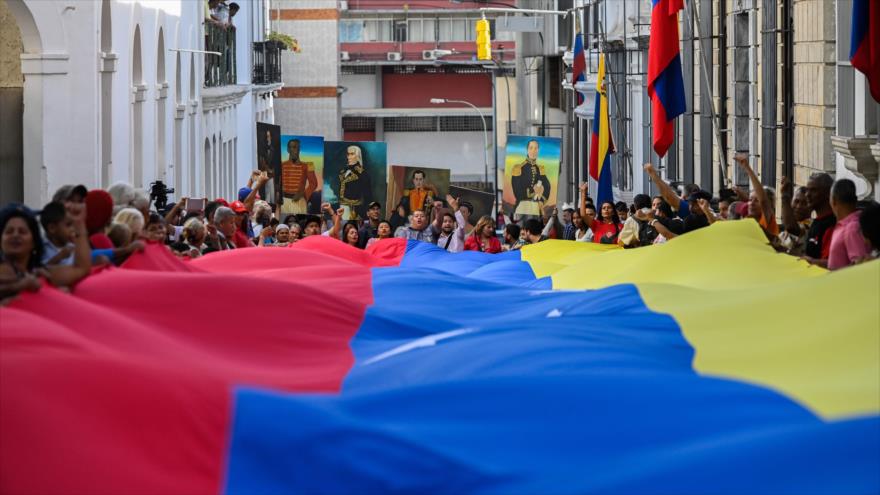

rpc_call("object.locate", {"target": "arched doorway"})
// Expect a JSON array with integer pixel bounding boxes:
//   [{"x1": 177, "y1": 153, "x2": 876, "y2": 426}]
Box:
[
  {"x1": 6, "y1": 0, "x2": 70, "y2": 204},
  {"x1": 0, "y1": 0, "x2": 25, "y2": 203}
]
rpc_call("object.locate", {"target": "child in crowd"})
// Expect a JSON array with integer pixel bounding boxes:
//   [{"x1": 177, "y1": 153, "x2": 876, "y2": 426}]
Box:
[{"x1": 40, "y1": 202, "x2": 76, "y2": 266}]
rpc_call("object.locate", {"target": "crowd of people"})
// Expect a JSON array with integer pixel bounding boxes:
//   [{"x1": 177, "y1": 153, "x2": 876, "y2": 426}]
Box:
[{"x1": 2, "y1": 154, "x2": 879, "y2": 304}]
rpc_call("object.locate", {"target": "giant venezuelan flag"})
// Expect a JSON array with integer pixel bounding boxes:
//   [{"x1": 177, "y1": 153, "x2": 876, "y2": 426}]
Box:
[
  {"x1": 851, "y1": 0, "x2": 880, "y2": 102},
  {"x1": 1, "y1": 222, "x2": 878, "y2": 494},
  {"x1": 647, "y1": 0, "x2": 687, "y2": 157},
  {"x1": 589, "y1": 53, "x2": 615, "y2": 206}
]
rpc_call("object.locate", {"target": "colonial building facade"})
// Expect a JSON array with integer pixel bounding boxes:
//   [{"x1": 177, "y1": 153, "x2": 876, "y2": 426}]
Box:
[
  {"x1": 573, "y1": 0, "x2": 879, "y2": 202},
  {"x1": 0, "y1": 0, "x2": 282, "y2": 206}
]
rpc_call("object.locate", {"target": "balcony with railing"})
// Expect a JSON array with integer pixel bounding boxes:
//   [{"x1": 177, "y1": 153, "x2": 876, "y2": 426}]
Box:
[
  {"x1": 252, "y1": 41, "x2": 284, "y2": 85},
  {"x1": 205, "y1": 23, "x2": 236, "y2": 87}
]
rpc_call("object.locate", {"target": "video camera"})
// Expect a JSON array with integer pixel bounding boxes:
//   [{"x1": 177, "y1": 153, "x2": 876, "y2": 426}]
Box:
[{"x1": 149, "y1": 180, "x2": 175, "y2": 212}]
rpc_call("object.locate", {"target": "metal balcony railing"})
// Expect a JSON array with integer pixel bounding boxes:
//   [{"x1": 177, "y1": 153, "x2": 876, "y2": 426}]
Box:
[
  {"x1": 205, "y1": 23, "x2": 236, "y2": 87},
  {"x1": 252, "y1": 41, "x2": 283, "y2": 85}
]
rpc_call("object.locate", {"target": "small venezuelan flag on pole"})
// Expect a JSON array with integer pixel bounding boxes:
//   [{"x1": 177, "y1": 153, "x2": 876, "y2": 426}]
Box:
[
  {"x1": 647, "y1": 0, "x2": 686, "y2": 158},
  {"x1": 589, "y1": 53, "x2": 615, "y2": 206},
  {"x1": 572, "y1": 17, "x2": 587, "y2": 106},
  {"x1": 851, "y1": 0, "x2": 880, "y2": 102}
]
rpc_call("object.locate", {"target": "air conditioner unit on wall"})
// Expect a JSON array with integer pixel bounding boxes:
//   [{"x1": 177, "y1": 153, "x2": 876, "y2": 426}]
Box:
[
  {"x1": 387, "y1": 52, "x2": 402, "y2": 62},
  {"x1": 421, "y1": 50, "x2": 436, "y2": 61},
  {"x1": 340, "y1": 51, "x2": 350, "y2": 62}
]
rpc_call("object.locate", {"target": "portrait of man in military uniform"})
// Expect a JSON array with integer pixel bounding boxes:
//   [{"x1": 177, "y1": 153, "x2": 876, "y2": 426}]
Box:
[
  {"x1": 256, "y1": 123, "x2": 281, "y2": 201},
  {"x1": 503, "y1": 135, "x2": 561, "y2": 221},
  {"x1": 338, "y1": 145, "x2": 373, "y2": 220},
  {"x1": 386, "y1": 166, "x2": 449, "y2": 230},
  {"x1": 511, "y1": 139, "x2": 551, "y2": 221},
  {"x1": 280, "y1": 139, "x2": 319, "y2": 215},
  {"x1": 399, "y1": 169, "x2": 438, "y2": 214}
]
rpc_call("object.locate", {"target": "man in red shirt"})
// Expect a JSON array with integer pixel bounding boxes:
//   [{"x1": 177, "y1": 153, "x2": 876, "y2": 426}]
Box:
[{"x1": 229, "y1": 201, "x2": 255, "y2": 248}]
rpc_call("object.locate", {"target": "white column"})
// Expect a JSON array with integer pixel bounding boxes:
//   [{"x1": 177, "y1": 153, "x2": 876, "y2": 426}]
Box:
[{"x1": 19, "y1": 53, "x2": 69, "y2": 205}]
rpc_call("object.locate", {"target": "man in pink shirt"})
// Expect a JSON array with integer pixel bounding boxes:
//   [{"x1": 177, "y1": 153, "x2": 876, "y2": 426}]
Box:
[{"x1": 827, "y1": 179, "x2": 868, "y2": 270}]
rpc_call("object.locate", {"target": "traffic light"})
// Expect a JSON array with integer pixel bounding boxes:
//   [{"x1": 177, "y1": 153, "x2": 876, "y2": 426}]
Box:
[{"x1": 476, "y1": 18, "x2": 491, "y2": 61}]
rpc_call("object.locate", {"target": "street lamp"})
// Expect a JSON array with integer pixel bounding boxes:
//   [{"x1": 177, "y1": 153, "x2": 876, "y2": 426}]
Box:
[{"x1": 430, "y1": 98, "x2": 490, "y2": 189}]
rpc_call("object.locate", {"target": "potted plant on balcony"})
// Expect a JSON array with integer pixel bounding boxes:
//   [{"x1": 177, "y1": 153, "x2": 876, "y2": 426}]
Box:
[{"x1": 267, "y1": 32, "x2": 301, "y2": 53}]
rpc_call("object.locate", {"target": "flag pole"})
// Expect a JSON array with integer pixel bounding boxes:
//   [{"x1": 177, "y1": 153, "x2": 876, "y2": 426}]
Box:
[{"x1": 682, "y1": 0, "x2": 730, "y2": 188}]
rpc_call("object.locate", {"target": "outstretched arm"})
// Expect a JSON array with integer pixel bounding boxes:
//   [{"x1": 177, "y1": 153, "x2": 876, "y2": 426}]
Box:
[
  {"x1": 431, "y1": 200, "x2": 444, "y2": 233},
  {"x1": 734, "y1": 153, "x2": 773, "y2": 223},
  {"x1": 165, "y1": 197, "x2": 187, "y2": 224},
  {"x1": 244, "y1": 172, "x2": 269, "y2": 211},
  {"x1": 327, "y1": 204, "x2": 342, "y2": 239},
  {"x1": 698, "y1": 199, "x2": 717, "y2": 225},
  {"x1": 578, "y1": 182, "x2": 594, "y2": 231},
  {"x1": 651, "y1": 219, "x2": 678, "y2": 240},
  {"x1": 643, "y1": 163, "x2": 681, "y2": 211}
]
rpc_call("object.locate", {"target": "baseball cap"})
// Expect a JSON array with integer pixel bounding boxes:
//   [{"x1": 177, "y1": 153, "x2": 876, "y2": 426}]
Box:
[
  {"x1": 238, "y1": 187, "x2": 253, "y2": 202},
  {"x1": 214, "y1": 198, "x2": 230, "y2": 207},
  {"x1": 368, "y1": 201, "x2": 381, "y2": 209},
  {"x1": 561, "y1": 202, "x2": 575, "y2": 212},
  {"x1": 229, "y1": 201, "x2": 248, "y2": 214}
]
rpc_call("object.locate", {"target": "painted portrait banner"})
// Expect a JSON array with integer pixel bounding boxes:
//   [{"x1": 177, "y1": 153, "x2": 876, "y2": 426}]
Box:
[
  {"x1": 323, "y1": 141, "x2": 388, "y2": 221},
  {"x1": 448, "y1": 185, "x2": 494, "y2": 232},
  {"x1": 256, "y1": 123, "x2": 282, "y2": 203},
  {"x1": 279, "y1": 135, "x2": 324, "y2": 215},
  {"x1": 502, "y1": 135, "x2": 562, "y2": 221},
  {"x1": 387, "y1": 166, "x2": 450, "y2": 227}
]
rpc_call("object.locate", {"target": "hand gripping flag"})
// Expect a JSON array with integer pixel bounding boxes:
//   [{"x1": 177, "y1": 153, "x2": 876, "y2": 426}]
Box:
[
  {"x1": 589, "y1": 53, "x2": 615, "y2": 206},
  {"x1": 571, "y1": 19, "x2": 587, "y2": 105},
  {"x1": 851, "y1": 0, "x2": 880, "y2": 102},
  {"x1": 647, "y1": 0, "x2": 687, "y2": 157}
]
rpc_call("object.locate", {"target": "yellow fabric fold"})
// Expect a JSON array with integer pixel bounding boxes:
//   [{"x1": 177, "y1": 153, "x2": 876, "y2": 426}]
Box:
[{"x1": 524, "y1": 220, "x2": 880, "y2": 420}]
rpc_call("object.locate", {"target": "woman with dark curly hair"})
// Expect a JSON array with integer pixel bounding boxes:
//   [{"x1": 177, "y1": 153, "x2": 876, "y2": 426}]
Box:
[{"x1": 0, "y1": 203, "x2": 92, "y2": 304}]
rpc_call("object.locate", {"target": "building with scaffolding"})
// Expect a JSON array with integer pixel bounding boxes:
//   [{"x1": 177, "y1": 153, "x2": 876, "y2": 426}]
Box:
[{"x1": 567, "y1": 0, "x2": 879, "y2": 203}]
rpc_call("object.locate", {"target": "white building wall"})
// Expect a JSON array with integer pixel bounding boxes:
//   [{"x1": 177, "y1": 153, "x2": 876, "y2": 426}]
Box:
[
  {"x1": 341, "y1": 74, "x2": 378, "y2": 109},
  {"x1": 384, "y1": 131, "x2": 488, "y2": 180},
  {"x1": 9, "y1": 0, "x2": 273, "y2": 205},
  {"x1": 274, "y1": 0, "x2": 340, "y2": 139}
]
